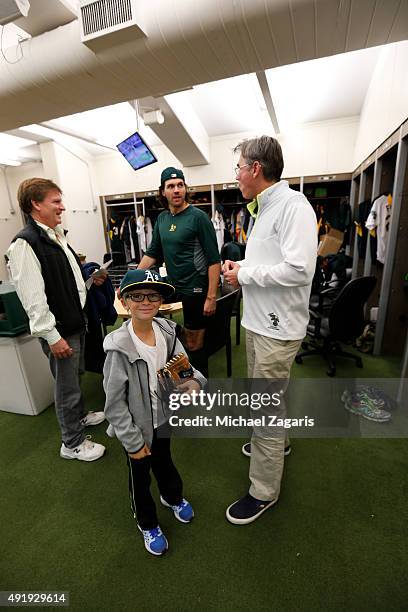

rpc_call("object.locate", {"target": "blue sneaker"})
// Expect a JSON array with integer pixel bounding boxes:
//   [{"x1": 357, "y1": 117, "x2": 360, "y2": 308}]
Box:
[
  {"x1": 160, "y1": 496, "x2": 194, "y2": 523},
  {"x1": 137, "y1": 525, "x2": 168, "y2": 556}
]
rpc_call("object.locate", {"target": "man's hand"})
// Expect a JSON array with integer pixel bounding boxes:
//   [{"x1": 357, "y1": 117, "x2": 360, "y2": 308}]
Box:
[
  {"x1": 223, "y1": 262, "x2": 241, "y2": 289},
  {"x1": 50, "y1": 338, "x2": 74, "y2": 359},
  {"x1": 222, "y1": 259, "x2": 236, "y2": 274},
  {"x1": 128, "y1": 444, "x2": 151, "y2": 460},
  {"x1": 91, "y1": 269, "x2": 108, "y2": 286},
  {"x1": 203, "y1": 296, "x2": 216, "y2": 316},
  {"x1": 176, "y1": 379, "x2": 201, "y2": 397}
]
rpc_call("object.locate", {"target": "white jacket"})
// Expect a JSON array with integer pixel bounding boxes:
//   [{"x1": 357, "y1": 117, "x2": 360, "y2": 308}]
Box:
[{"x1": 237, "y1": 180, "x2": 317, "y2": 340}]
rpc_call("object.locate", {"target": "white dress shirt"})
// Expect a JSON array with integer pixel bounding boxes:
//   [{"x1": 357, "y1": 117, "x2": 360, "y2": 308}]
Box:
[{"x1": 7, "y1": 220, "x2": 86, "y2": 345}]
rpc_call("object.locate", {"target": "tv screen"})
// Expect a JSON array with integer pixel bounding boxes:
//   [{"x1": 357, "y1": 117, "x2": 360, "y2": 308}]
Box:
[{"x1": 116, "y1": 131, "x2": 157, "y2": 171}]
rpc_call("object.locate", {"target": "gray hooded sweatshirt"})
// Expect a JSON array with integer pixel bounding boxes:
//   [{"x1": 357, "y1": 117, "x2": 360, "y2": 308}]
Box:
[{"x1": 103, "y1": 318, "x2": 206, "y2": 453}]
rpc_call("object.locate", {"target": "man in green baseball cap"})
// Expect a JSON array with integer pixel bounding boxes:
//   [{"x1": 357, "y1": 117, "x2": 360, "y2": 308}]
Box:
[
  {"x1": 138, "y1": 166, "x2": 221, "y2": 375},
  {"x1": 160, "y1": 167, "x2": 185, "y2": 185}
]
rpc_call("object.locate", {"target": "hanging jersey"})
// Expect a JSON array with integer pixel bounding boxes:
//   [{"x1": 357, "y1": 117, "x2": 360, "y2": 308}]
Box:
[{"x1": 365, "y1": 195, "x2": 392, "y2": 264}]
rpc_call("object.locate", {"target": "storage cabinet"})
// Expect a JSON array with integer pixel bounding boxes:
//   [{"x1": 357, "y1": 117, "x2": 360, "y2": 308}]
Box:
[{"x1": 0, "y1": 334, "x2": 54, "y2": 416}]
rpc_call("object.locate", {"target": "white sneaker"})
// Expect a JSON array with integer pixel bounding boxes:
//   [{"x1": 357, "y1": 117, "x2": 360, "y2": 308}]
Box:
[
  {"x1": 81, "y1": 411, "x2": 105, "y2": 426},
  {"x1": 60, "y1": 436, "x2": 105, "y2": 462}
]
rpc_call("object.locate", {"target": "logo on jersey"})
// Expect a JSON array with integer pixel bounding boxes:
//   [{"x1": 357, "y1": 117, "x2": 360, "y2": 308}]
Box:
[
  {"x1": 169, "y1": 224, "x2": 177, "y2": 232},
  {"x1": 268, "y1": 312, "x2": 280, "y2": 330}
]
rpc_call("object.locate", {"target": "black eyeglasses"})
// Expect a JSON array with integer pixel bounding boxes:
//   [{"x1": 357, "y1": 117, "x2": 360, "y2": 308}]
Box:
[{"x1": 125, "y1": 293, "x2": 162, "y2": 303}]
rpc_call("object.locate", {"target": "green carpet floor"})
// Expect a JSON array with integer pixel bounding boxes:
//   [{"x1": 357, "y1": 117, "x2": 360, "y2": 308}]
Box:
[{"x1": 0, "y1": 322, "x2": 406, "y2": 612}]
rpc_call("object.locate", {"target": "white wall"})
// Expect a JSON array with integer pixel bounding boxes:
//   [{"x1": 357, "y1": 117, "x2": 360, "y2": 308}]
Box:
[
  {"x1": 0, "y1": 114, "x2": 360, "y2": 280},
  {"x1": 40, "y1": 141, "x2": 107, "y2": 264},
  {"x1": 0, "y1": 141, "x2": 109, "y2": 281},
  {"x1": 279, "y1": 117, "x2": 359, "y2": 177},
  {"x1": 0, "y1": 162, "x2": 44, "y2": 280},
  {"x1": 354, "y1": 41, "x2": 408, "y2": 167},
  {"x1": 91, "y1": 117, "x2": 359, "y2": 196}
]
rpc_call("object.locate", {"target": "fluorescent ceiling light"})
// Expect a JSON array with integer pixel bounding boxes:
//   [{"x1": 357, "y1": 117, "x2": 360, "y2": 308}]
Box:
[
  {"x1": 265, "y1": 46, "x2": 382, "y2": 129},
  {"x1": 0, "y1": 132, "x2": 37, "y2": 154},
  {"x1": 0, "y1": 132, "x2": 37, "y2": 166},
  {"x1": 49, "y1": 102, "x2": 162, "y2": 148},
  {"x1": 187, "y1": 74, "x2": 275, "y2": 137}
]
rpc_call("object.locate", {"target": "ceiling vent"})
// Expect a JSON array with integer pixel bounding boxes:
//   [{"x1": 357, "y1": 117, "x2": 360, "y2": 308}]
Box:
[{"x1": 79, "y1": 0, "x2": 147, "y2": 52}]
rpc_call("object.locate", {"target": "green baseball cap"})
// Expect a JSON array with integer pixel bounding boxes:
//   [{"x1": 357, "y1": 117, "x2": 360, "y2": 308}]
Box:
[
  {"x1": 160, "y1": 167, "x2": 185, "y2": 186},
  {"x1": 119, "y1": 269, "x2": 175, "y2": 298}
]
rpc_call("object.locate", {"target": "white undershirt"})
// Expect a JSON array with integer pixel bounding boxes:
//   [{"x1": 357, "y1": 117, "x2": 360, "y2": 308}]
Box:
[{"x1": 128, "y1": 320, "x2": 167, "y2": 428}]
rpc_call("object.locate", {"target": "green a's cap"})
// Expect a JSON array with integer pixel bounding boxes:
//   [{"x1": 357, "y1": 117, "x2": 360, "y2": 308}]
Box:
[
  {"x1": 119, "y1": 269, "x2": 175, "y2": 298},
  {"x1": 160, "y1": 167, "x2": 185, "y2": 186}
]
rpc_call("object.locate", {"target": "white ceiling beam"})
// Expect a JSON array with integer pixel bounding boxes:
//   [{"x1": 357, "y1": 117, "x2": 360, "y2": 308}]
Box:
[
  {"x1": 138, "y1": 96, "x2": 210, "y2": 167},
  {"x1": 256, "y1": 71, "x2": 280, "y2": 135},
  {"x1": 0, "y1": 1, "x2": 406, "y2": 132}
]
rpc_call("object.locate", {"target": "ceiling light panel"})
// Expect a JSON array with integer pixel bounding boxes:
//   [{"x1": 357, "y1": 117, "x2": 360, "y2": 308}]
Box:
[
  {"x1": 0, "y1": 132, "x2": 37, "y2": 164},
  {"x1": 50, "y1": 102, "x2": 162, "y2": 148},
  {"x1": 265, "y1": 46, "x2": 382, "y2": 129},
  {"x1": 179, "y1": 74, "x2": 274, "y2": 137}
]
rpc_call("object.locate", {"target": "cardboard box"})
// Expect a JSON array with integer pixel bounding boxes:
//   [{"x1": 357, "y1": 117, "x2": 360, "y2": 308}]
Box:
[{"x1": 317, "y1": 228, "x2": 344, "y2": 257}]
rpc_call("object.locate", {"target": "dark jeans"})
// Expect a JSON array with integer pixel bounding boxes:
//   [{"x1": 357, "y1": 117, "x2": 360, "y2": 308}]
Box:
[
  {"x1": 40, "y1": 333, "x2": 87, "y2": 448},
  {"x1": 126, "y1": 427, "x2": 183, "y2": 530}
]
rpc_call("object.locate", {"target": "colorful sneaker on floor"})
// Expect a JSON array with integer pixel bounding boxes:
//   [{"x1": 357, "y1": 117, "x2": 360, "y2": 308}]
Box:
[
  {"x1": 226, "y1": 493, "x2": 277, "y2": 525},
  {"x1": 341, "y1": 390, "x2": 391, "y2": 423},
  {"x1": 241, "y1": 442, "x2": 291, "y2": 457},
  {"x1": 80, "y1": 411, "x2": 105, "y2": 426},
  {"x1": 138, "y1": 525, "x2": 168, "y2": 556},
  {"x1": 160, "y1": 496, "x2": 194, "y2": 523},
  {"x1": 60, "y1": 436, "x2": 105, "y2": 461},
  {"x1": 355, "y1": 386, "x2": 393, "y2": 410}
]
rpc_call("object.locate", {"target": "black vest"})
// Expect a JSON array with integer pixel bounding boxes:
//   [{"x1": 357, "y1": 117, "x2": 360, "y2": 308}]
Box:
[{"x1": 12, "y1": 217, "x2": 86, "y2": 338}]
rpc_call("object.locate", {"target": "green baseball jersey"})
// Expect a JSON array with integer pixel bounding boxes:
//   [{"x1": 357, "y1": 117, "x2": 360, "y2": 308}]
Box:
[{"x1": 145, "y1": 205, "x2": 220, "y2": 296}]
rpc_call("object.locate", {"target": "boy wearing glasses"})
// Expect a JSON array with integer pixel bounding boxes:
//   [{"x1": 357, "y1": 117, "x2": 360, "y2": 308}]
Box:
[{"x1": 103, "y1": 269, "x2": 206, "y2": 556}]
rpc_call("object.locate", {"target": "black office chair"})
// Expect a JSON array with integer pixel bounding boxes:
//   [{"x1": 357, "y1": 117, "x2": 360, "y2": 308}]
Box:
[
  {"x1": 205, "y1": 290, "x2": 239, "y2": 377},
  {"x1": 220, "y1": 282, "x2": 242, "y2": 345},
  {"x1": 220, "y1": 241, "x2": 245, "y2": 345},
  {"x1": 309, "y1": 254, "x2": 352, "y2": 314},
  {"x1": 295, "y1": 276, "x2": 377, "y2": 376}
]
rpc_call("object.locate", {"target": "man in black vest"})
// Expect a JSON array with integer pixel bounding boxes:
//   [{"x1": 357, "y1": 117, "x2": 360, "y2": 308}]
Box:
[{"x1": 7, "y1": 178, "x2": 105, "y2": 462}]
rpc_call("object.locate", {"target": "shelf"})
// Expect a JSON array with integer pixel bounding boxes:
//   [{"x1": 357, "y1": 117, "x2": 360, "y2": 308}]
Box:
[{"x1": 308, "y1": 195, "x2": 350, "y2": 200}]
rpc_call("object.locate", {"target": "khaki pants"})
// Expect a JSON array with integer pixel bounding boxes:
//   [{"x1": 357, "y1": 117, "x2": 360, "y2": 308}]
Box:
[{"x1": 246, "y1": 329, "x2": 302, "y2": 501}]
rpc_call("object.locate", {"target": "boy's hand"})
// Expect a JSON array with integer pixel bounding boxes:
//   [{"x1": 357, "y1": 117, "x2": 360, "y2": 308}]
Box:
[
  {"x1": 128, "y1": 444, "x2": 151, "y2": 460},
  {"x1": 176, "y1": 379, "x2": 201, "y2": 396}
]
